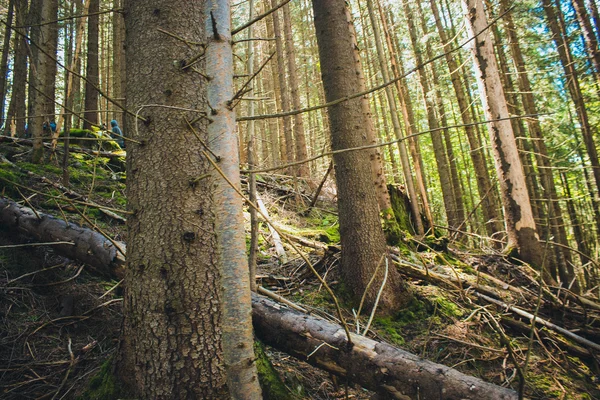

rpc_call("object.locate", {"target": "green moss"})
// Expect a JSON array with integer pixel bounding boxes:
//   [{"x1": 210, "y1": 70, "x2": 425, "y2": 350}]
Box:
[
  {"x1": 381, "y1": 207, "x2": 403, "y2": 245},
  {"x1": 525, "y1": 372, "x2": 563, "y2": 398},
  {"x1": 19, "y1": 161, "x2": 62, "y2": 176},
  {"x1": 79, "y1": 358, "x2": 121, "y2": 400},
  {"x1": 255, "y1": 341, "x2": 297, "y2": 399},
  {"x1": 388, "y1": 184, "x2": 416, "y2": 235},
  {"x1": 0, "y1": 166, "x2": 25, "y2": 196},
  {"x1": 434, "y1": 297, "x2": 463, "y2": 318},
  {"x1": 373, "y1": 297, "x2": 430, "y2": 345}
]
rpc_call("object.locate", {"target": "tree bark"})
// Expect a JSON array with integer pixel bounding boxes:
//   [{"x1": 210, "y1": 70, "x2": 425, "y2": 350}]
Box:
[
  {"x1": 282, "y1": 3, "x2": 309, "y2": 178},
  {"x1": 429, "y1": 0, "x2": 502, "y2": 238},
  {"x1": 366, "y1": 0, "x2": 424, "y2": 235},
  {"x1": 0, "y1": 0, "x2": 15, "y2": 128},
  {"x1": 120, "y1": 0, "x2": 260, "y2": 397},
  {"x1": 462, "y1": 0, "x2": 546, "y2": 272},
  {"x1": 28, "y1": 0, "x2": 58, "y2": 163},
  {"x1": 4, "y1": 0, "x2": 27, "y2": 137},
  {"x1": 252, "y1": 293, "x2": 517, "y2": 400},
  {"x1": 312, "y1": 0, "x2": 410, "y2": 313},
  {"x1": 83, "y1": 0, "x2": 99, "y2": 130}
]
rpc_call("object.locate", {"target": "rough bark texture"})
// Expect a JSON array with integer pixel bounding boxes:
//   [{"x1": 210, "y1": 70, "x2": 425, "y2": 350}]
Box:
[
  {"x1": 28, "y1": 0, "x2": 58, "y2": 163},
  {"x1": 83, "y1": 0, "x2": 99, "y2": 130},
  {"x1": 120, "y1": 0, "x2": 258, "y2": 397},
  {"x1": 252, "y1": 294, "x2": 517, "y2": 400},
  {"x1": 463, "y1": 0, "x2": 545, "y2": 269},
  {"x1": 312, "y1": 0, "x2": 409, "y2": 313}
]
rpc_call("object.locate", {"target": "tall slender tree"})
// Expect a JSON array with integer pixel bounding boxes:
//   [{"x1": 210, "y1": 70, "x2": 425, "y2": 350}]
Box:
[
  {"x1": 429, "y1": 0, "x2": 502, "y2": 238},
  {"x1": 83, "y1": 0, "x2": 99, "y2": 130},
  {"x1": 5, "y1": 0, "x2": 28, "y2": 137},
  {"x1": 463, "y1": 0, "x2": 548, "y2": 276},
  {"x1": 28, "y1": 0, "x2": 58, "y2": 163},
  {"x1": 0, "y1": 0, "x2": 15, "y2": 127}
]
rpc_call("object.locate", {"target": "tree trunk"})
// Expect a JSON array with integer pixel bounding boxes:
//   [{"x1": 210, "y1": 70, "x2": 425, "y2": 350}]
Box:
[
  {"x1": 112, "y1": 0, "x2": 126, "y2": 130},
  {"x1": 83, "y1": 0, "x2": 99, "y2": 130},
  {"x1": 28, "y1": 0, "x2": 58, "y2": 163},
  {"x1": 366, "y1": 0, "x2": 424, "y2": 235},
  {"x1": 270, "y1": 0, "x2": 294, "y2": 172},
  {"x1": 402, "y1": 0, "x2": 458, "y2": 231},
  {"x1": 312, "y1": 0, "x2": 410, "y2": 314},
  {"x1": 252, "y1": 293, "x2": 517, "y2": 400},
  {"x1": 429, "y1": 0, "x2": 502, "y2": 238},
  {"x1": 462, "y1": 0, "x2": 547, "y2": 273},
  {"x1": 4, "y1": 0, "x2": 28, "y2": 137},
  {"x1": 282, "y1": 3, "x2": 309, "y2": 178},
  {"x1": 500, "y1": 0, "x2": 577, "y2": 288},
  {"x1": 120, "y1": 0, "x2": 260, "y2": 397},
  {"x1": 0, "y1": 0, "x2": 15, "y2": 128}
]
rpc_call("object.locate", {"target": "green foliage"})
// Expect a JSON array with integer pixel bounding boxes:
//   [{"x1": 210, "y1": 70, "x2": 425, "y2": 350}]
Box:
[{"x1": 255, "y1": 341, "x2": 296, "y2": 399}]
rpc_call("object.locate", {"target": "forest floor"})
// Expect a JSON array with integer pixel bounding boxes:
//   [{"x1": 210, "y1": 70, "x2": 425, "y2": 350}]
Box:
[{"x1": 1, "y1": 137, "x2": 600, "y2": 399}]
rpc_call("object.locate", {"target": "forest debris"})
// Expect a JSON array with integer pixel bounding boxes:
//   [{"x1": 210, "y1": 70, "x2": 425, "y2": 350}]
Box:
[
  {"x1": 0, "y1": 198, "x2": 517, "y2": 398},
  {"x1": 257, "y1": 195, "x2": 288, "y2": 263},
  {"x1": 477, "y1": 292, "x2": 600, "y2": 353}
]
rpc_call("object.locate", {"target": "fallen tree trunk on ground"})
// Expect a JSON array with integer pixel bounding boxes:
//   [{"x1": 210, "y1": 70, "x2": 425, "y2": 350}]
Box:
[
  {"x1": 0, "y1": 197, "x2": 516, "y2": 398},
  {"x1": 0, "y1": 198, "x2": 125, "y2": 278},
  {"x1": 252, "y1": 294, "x2": 516, "y2": 399}
]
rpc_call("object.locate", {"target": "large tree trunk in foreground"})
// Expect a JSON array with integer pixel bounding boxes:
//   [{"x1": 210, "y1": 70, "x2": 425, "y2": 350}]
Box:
[
  {"x1": 0, "y1": 197, "x2": 517, "y2": 399},
  {"x1": 121, "y1": 0, "x2": 260, "y2": 397}
]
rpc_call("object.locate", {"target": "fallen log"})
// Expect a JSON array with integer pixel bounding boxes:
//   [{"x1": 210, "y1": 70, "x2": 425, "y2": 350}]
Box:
[
  {"x1": 0, "y1": 197, "x2": 125, "y2": 278},
  {"x1": 252, "y1": 294, "x2": 516, "y2": 399},
  {"x1": 0, "y1": 198, "x2": 516, "y2": 398}
]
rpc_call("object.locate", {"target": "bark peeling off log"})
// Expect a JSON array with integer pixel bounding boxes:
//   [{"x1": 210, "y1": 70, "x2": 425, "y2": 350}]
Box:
[
  {"x1": 0, "y1": 197, "x2": 125, "y2": 278},
  {"x1": 252, "y1": 293, "x2": 517, "y2": 400}
]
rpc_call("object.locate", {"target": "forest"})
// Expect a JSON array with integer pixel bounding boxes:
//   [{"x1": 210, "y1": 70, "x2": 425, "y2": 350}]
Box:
[{"x1": 1, "y1": 0, "x2": 600, "y2": 398}]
